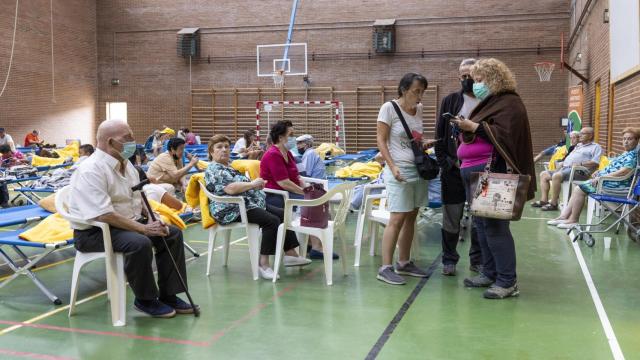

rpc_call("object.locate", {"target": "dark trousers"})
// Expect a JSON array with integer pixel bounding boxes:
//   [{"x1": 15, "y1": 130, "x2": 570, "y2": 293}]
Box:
[
  {"x1": 265, "y1": 192, "x2": 304, "y2": 209},
  {"x1": 0, "y1": 183, "x2": 9, "y2": 206},
  {"x1": 440, "y1": 202, "x2": 482, "y2": 266},
  {"x1": 245, "y1": 204, "x2": 299, "y2": 255},
  {"x1": 460, "y1": 163, "x2": 517, "y2": 288},
  {"x1": 73, "y1": 224, "x2": 187, "y2": 301}
]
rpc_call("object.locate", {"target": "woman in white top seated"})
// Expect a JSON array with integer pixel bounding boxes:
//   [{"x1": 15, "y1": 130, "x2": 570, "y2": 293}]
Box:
[{"x1": 233, "y1": 129, "x2": 263, "y2": 160}]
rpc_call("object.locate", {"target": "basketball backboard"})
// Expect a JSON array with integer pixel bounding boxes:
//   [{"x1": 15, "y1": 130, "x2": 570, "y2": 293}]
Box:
[{"x1": 256, "y1": 43, "x2": 307, "y2": 77}]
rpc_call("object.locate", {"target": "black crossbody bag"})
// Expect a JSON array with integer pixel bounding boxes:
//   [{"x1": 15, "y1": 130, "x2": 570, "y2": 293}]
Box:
[{"x1": 389, "y1": 101, "x2": 439, "y2": 180}]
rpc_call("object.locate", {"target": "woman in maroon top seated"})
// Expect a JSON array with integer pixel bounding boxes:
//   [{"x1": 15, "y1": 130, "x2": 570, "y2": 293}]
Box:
[{"x1": 260, "y1": 120, "x2": 338, "y2": 260}]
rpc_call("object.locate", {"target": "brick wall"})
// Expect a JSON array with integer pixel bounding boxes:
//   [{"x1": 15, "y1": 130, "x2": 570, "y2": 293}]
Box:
[
  {"x1": 0, "y1": 0, "x2": 97, "y2": 146},
  {"x1": 567, "y1": 0, "x2": 611, "y2": 148},
  {"x1": 612, "y1": 74, "x2": 640, "y2": 153},
  {"x1": 96, "y1": 0, "x2": 570, "y2": 152}
]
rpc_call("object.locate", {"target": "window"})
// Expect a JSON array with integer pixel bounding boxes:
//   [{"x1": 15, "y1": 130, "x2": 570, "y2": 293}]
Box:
[{"x1": 106, "y1": 102, "x2": 127, "y2": 122}]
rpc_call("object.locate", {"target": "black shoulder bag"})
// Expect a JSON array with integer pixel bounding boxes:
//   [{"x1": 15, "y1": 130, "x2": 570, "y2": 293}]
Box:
[{"x1": 390, "y1": 101, "x2": 439, "y2": 180}]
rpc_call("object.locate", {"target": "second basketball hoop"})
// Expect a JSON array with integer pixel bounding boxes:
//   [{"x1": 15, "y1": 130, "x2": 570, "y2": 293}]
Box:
[{"x1": 534, "y1": 61, "x2": 555, "y2": 82}]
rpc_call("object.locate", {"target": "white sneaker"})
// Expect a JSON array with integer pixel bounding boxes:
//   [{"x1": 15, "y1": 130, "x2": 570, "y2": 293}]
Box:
[
  {"x1": 547, "y1": 219, "x2": 565, "y2": 225},
  {"x1": 557, "y1": 222, "x2": 577, "y2": 229},
  {"x1": 284, "y1": 255, "x2": 312, "y2": 267},
  {"x1": 259, "y1": 267, "x2": 280, "y2": 280}
]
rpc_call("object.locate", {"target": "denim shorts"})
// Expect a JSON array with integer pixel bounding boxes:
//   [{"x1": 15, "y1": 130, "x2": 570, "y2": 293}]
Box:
[{"x1": 382, "y1": 167, "x2": 428, "y2": 213}]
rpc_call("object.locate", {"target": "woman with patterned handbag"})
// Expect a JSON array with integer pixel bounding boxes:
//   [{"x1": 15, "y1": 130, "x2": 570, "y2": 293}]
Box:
[{"x1": 451, "y1": 58, "x2": 536, "y2": 299}]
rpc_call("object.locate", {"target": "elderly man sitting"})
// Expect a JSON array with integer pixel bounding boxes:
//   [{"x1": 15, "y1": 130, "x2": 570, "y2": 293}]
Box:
[
  {"x1": 532, "y1": 127, "x2": 603, "y2": 211},
  {"x1": 68, "y1": 120, "x2": 197, "y2": 318},
  {"x1": 295, "y1": 134, "x2": 326, "y2": 179}
]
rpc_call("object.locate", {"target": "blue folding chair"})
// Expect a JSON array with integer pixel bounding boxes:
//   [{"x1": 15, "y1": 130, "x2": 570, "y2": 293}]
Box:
[{"x1": 570, "y1": 182, "x2": 640, "y2": 247}]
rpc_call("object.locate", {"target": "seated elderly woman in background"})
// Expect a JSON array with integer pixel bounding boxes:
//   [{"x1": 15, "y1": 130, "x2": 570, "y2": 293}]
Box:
[
  {"x1": 204, "y1": 134, "x2": 311, "y2": 280},
  {"x1": 548, "y1": 127, "x2": 640, "y2": 229},
  {"x1": 260, "y1": 120, "x2": 338, "y2": 260}
]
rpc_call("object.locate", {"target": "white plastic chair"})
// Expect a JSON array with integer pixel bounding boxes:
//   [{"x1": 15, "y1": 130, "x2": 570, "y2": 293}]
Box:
[
  {"x1": 273, "y1": 182, "x2": 356, "y2": 285},
  {"x1": 560, "y1": 165, "x2": 591, "y2": 209},
  {"x1": 199, "y1": 181, "x2": 261, "y2": 280},
  {"x1": 55, "y1": 186, "x2": 126, "y2": 327},
  {"x1": 353, "y1": 188, "x2": 423, "y2": 267},
  {"x1": 353, "y1": 184, "x2": 386, "y2": 266}
]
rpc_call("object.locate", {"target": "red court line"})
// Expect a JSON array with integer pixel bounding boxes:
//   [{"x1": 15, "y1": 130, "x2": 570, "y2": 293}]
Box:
[
  {"x1": 0, "y1": 267, "x2": 321, "y2": 350},
  {"x1": 209, "y1": 267, "x2": 322, "y2": 344},
  {"x1": 0, "y1": 320, "x2": 208, "y2": 347},
  {"x1": 0, "y1": 348, "x2": 76, "y2": 360}
]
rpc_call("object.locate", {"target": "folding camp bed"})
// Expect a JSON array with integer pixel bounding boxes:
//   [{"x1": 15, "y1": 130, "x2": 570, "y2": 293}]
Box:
[
  {"x1": 0, "y1": 205, "x2": 52, "y2": 228},
  {"x1": 5, "y1": 176, "x2": 42, "y2": 205},
  {"x1": 0, "y1": 229, "x2": 73, "y2": 305},
  {"x1": 13, "y1": 187, "x2": 55, "y2": 205}
]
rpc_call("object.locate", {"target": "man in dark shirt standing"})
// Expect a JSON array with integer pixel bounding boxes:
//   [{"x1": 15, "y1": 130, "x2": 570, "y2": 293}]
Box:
[{"x1": 434, "y1": 58, "x2": 483, "y2": 276}]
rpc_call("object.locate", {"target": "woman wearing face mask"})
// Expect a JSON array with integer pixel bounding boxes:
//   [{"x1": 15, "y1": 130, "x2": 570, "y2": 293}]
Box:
[
  {"x1": 147, "y1": 137, "x2": 199, "y2": 194},
  {"x1": 548, "y1": 128, "x2": 640, "y2": 229},
  {"x1": 260, "y1": 121, "x2": 337, "y2": 260},
  {"x1": 375, "y1": 73, "x2": 432, "y2": 285},
  {"x1": 451, "y1": 58, "x2": 535, "y2": 299}
]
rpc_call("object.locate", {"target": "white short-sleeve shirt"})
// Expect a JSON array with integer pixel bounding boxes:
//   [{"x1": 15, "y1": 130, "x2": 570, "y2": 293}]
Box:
[
  {"x1": 68, "y1": 149, "x2": 143, "y2": 230},
  {"x1": 233, "y1": 138, "x2": 247, "y2": 153},
  {"x1": 377, "y1": 100, "x2": 423, "y2": 168},
  {"x1": 0, "y1": 134, "x2": 16, "y2": 152}
]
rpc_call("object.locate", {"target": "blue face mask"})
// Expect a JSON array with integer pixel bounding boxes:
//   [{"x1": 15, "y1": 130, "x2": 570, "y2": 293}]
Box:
[
  {"x1": 472, "y1": 82, "x2": 490, "y2": 101},
  {"x1": 116, "y1": 140, "x2": 137, "y2": 160},
  {"x1": 286, "y1": 137, "x2": 296, "y2": 150}
]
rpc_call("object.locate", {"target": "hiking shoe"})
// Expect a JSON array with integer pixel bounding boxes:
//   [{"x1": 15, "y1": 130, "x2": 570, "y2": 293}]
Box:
[
  {"x1": 395, "y1": 261, "x2": 428, "y2": 277},
  {"x1": 463, "y1": 273, "x2": 494, "y2": 288},
  {"x1": 442, "y1": 264, "x2": 456, "y2": 276},
  {"x1": 133, "y1": 298, "x2": 176, "y2": 318},
  {"x1": 377, "y1": 266, "x2": 406, "y2": 285},
  {"x1": 160, "y1": 296, "x2": 199, "y2": 315},
  {"x1": 483, "y1": 284, "x2": 520, "y2": 299},
  {"x1": 469, "y1": 264, "x2": 483, "y2": 273}
]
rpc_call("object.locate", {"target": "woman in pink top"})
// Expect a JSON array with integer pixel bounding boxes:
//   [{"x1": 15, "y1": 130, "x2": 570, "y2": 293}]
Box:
[
  {"x1": 260, "y1": 120, "x2": 304, "y2": 207},
  {"x1": 260, "y1": 120, "x2": 336, "y2": 260}
]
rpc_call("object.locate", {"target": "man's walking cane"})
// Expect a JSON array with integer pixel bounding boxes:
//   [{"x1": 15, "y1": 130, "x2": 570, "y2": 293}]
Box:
[{"x1": 131, "y1": 179, "x2": 200, "y2": 317}]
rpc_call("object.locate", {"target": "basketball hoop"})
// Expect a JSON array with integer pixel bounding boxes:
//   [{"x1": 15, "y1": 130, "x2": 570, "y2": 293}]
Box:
[
  {"x1": 534, "y1": 62, "x2": 555, "y2": 82},
  {"x1": 272, "y1": 70, "x2": 285, "y2": 88}
]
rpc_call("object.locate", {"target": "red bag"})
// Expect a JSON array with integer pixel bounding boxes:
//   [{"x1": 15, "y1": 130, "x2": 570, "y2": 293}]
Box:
[{"x1": 300, "y1": 183, "x2": 329, "y2": 229}]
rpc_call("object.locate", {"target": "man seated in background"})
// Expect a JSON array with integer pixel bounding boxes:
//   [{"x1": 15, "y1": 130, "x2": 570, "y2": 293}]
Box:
[
  {"x1": 24, "y1": 130, "x2": 44, "y2": 148},
  {"x1": 147, "y1": 137, "x2": 199, "y2": 195},
  {"x1": 0, "y1": 128, "x2": 16, "y2": 152},
  {"x1": 532, "y1": 127, "x2": 602, "y2": 211},
  {"x1": 534, "y1": 129, "x2": 567, "y2": 163},
  {"x1": 295, "y1": 134, "x2": 326, "y2": 179}
]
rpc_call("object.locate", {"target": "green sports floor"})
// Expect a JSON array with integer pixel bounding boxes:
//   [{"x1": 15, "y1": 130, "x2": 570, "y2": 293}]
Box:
[{"x1": 0, "y1": 195, "x2": 638, "y2": 359}]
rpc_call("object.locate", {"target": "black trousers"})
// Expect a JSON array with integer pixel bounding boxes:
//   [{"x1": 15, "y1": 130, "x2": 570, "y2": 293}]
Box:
[
  {"x1": 73, "y1": 224, "x2": 187, "y2": 301},
  {"x1": 245, "y1": 204, "x2": 299, "y2": 255},
  {"x1": 441, "y1": 202, "x2": 482, "y2": 266},
  {"x1": 0, "y1": 183, "x2": 9, "y2": 206}
]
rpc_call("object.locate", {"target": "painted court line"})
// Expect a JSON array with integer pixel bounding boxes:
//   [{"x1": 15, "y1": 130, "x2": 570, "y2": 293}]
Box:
[
  {"x1": 0, "y1": 348, "x2": 76, "y2": 360},
  {"x1": 0, "y1": 238, "x2": 244, "y2": 339},
  {"x1": 570, "y1": 236, "x2": 625, "y2": 360},
  {"x1": 366, "y1": 253, "x2": 442, "y2": 359}
]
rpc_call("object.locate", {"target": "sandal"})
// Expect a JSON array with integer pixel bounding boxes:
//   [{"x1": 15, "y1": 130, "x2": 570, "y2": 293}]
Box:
[
  {"x1": 531, "y1": 201, "x2": 549, "y2": 208},
  {"x1": 541, "y1": 203, "x2": 559, "y2": 211}
]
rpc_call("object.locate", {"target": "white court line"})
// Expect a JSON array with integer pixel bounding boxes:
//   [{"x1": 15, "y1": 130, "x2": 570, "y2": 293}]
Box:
[
  {"x1": 520, "y1": 216, "x2": 553, "y2": 220},
  {"x1": 570, "y1": 234, "x2": 625, "y2": 360}
]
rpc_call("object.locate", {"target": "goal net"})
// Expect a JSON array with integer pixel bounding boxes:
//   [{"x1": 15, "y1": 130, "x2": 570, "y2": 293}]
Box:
[{"x1": 256, "y1": 100, "x2": 346, "y2": 150}]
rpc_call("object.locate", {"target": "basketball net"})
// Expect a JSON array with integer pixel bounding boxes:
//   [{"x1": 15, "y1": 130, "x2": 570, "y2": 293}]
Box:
[
  {"x1": 272, "y1": 70, "x2": 285, "y2": 88},
  {"x1": 534, "y1": 62, "x2": 555, "y2": 82}
]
